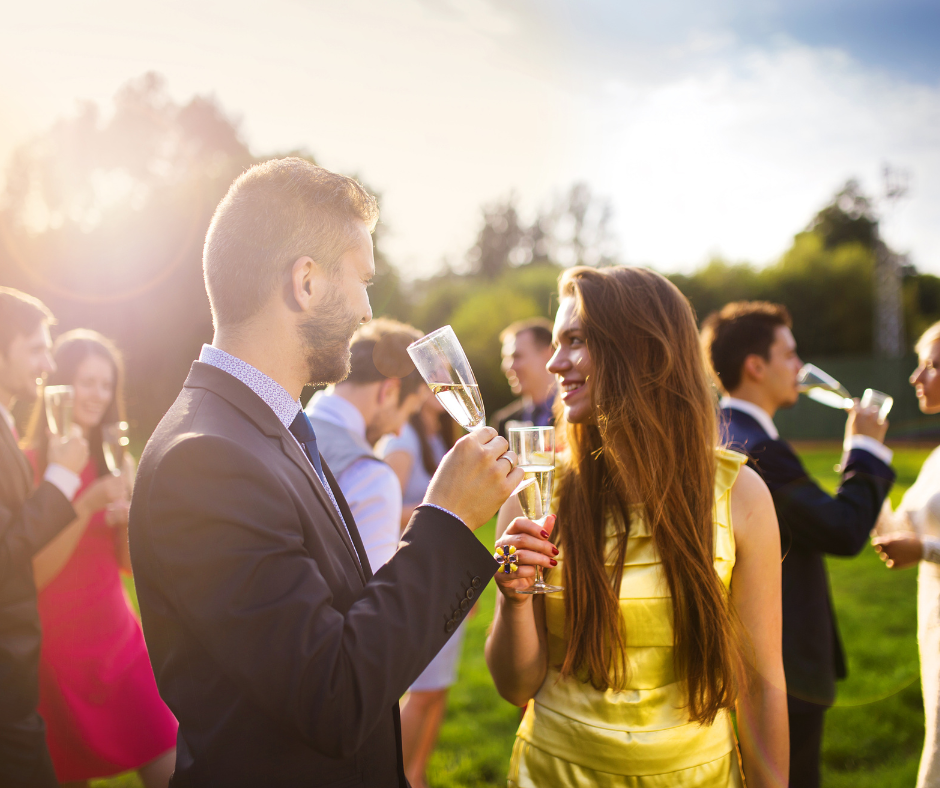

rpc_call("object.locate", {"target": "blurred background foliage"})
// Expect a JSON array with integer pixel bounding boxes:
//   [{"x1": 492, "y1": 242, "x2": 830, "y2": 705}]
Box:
[{"x1": 2, "y1": 74, "x2": 939, "y2": 438}]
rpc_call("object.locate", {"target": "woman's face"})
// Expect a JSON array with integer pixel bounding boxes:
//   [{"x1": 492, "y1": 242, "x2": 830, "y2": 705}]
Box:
[
  {"x1": 548, "y1": 296, "x2": 594, "y2": 424},
  {"x1": 911, "y1": 340, "x2": 940, "y2": 415},
  {"x1": 71, "y1": 354, "x2": 115, "y2": 431}
]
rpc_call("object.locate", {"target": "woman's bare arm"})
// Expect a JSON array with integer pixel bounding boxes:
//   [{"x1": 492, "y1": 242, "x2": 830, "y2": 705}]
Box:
[
  {"x1": 32, "y1": 515, "x2": 89, "y2": 590},
  {"x1": 485, "y1": 497, "x2": 554, "y2": 706},
  {"x1": 730, "y1": 465, "x2": 789, "y2": 788}
]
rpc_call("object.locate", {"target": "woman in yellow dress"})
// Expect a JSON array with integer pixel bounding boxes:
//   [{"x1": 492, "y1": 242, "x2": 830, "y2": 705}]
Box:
[{"x1": 486, "y1": 266, "x2": 788, "y2": 787}]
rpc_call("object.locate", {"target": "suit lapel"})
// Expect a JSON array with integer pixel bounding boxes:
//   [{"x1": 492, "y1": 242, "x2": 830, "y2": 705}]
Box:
[
  {"x1": 322, "y1": 461, "x2": 373, "y2": 581},
  {"x1": 0, "y1": 415, "x2": 32, "y2": 500},
  {"x1": 278, "y1": 430, "x2": 367, "y2": 584},
  {"x1": 184, "y1": 362, "x2": 367, "y2": 585}
]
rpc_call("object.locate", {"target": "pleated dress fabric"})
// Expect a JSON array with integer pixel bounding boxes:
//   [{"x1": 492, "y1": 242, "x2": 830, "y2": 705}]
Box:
[{"x1": 508, "y1": 447, "x2": 746, "y2": 788}]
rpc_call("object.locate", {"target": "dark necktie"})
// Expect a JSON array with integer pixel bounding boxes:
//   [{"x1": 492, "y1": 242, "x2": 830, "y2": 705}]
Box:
[
  {"x1": 289, "y1": 410, "x2": 327, "y2": 483},
  {"x1": 288, "y1": 411, "x2": 361, "y2": 569}
]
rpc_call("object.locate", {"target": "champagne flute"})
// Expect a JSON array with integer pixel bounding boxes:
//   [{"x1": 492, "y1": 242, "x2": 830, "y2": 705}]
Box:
[
  {"x1": 407, "y1": 326, "x2": 485, "y2": 431},
  {"x1": 509, "y1": 425, "x2": 562, "y2": 595},
  {"x1": 102, "y1": 421, "x2": 130, "y2": 477},
  {"x1": 860, "y1": 389, "x2": 894, "y2": 424},
  {"x1": 797, "y1": 364, "x2": 853, "y2": 410},
  {"x1": 798, "y1": 365, "x2": 894, "y2": 424},
  {"x1": 44, "y1": 385, "x2": 74, "y2": 436}
]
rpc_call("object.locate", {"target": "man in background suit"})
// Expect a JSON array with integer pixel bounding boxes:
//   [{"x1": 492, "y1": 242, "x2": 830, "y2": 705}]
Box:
[
  {"x1": 701, "y1": 301, "x2": 895, "y2": 788},
  {"x1": 129, "y1": 158, "x2": 523, "y2": 787},
  {"x1": 0, "y1": 288, "x2": 94, "y2": 788},
  {"x1": 491, "y1": 318, "x2": 556, "y2": 439}
]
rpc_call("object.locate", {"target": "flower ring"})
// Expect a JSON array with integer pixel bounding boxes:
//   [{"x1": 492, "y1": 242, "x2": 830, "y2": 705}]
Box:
[{"x1": 494, "y1": 544, "x2": 520, "y2": 574}]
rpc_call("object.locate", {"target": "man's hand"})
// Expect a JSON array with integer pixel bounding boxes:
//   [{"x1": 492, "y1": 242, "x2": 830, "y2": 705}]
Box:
[
  {"x1": 872, "y1": 533, "x2": 923, "y2": 570},
  {"x1": 47, "y1": 424, "x2": 90, "y2": 475},
  {"x1": 425, "y1": 426, "x2": 524, "y2": 531},
  {"x1": 845, "y1": 401, "x2": 888, "y2": 444},
  {"x1": 74, "y1": 474, "x2": 126, "y2": 521}
]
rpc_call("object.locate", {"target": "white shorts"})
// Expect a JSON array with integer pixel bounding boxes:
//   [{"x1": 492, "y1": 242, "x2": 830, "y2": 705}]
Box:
[{"x1": 410, "y1": 620, "x2": 468, "y2": 692}]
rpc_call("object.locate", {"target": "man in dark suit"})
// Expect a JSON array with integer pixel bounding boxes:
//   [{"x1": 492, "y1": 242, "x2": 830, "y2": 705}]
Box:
[
  {"x1": 129, "y1": 158, "x2": 523, "y2": 787},
  {"x1": 0, "y1": 288, "x2": 93, "y2": 788},
  {"x1": 491, "y1": 318, "x2": 556, "y2": 439},
  {"x1": 701, "y1": 301, "x2": 895, "y2": 788}
]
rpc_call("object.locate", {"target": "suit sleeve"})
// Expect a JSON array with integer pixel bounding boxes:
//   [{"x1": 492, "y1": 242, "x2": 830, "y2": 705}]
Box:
[
  {"x1": 749, "y1": 440, "x2": 894, "y2": 556},
  {"x1": 0, "y1": 481, "x2": 77, "y2": 576},
  {"x1": 141, "y1": 434, "x2": 497, "y2": 759}
]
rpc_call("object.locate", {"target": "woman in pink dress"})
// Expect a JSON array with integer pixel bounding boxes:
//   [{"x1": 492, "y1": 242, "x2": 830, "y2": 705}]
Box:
[{"x1": 25, "y1": 330, "x2": 177, "y2": 787}]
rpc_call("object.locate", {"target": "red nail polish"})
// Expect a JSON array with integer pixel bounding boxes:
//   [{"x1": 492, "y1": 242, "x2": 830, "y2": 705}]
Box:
[
  {"x1": 540, "y1": 530, "x2": 549, "y2": 538},
  {"x1": 552, "y1": 546, "x2": 559, "y2": 555},
  {"x1": 549, "y1": 558, "x2": 558, "y2": 566}
]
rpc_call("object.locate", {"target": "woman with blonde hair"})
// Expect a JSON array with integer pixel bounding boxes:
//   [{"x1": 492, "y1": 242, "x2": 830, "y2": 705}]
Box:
[
  {"x1": 873, "y1": 320, "x2": 940, "y2": 787},
  {"x1": 486, "y1": 266, "x2": 788, "y2": 787}
]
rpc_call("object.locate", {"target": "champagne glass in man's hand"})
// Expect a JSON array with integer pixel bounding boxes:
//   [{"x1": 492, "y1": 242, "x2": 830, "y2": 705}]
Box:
[{"x1": 407, "y1": 326, "x2": 485, "y2": 431}]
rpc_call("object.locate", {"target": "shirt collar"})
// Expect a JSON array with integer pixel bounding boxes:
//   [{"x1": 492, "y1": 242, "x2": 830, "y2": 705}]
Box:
[
  {"x1": 305, "y1": 390, "x2": 367, "y2": 440},
  {"x1": 199, "y1": 344, "x2": 301, "y2": 430},
  {"x1": 720, "y1": 396, "x2": 779, "y2": 440}
]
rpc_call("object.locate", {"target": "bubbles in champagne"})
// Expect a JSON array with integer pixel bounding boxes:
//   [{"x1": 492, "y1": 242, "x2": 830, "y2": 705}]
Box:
[
  {"x1": 516, "y1": 465, "x2": 554, "y2": 522},
  {"x1": 429, "y1": 383, "x2": 485, "y2": 430}
]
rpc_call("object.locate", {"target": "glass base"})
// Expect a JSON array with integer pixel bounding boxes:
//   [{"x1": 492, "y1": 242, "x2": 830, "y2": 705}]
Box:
[{"x1": 515, "y1": 582, "x2": 564, "y2": 595}]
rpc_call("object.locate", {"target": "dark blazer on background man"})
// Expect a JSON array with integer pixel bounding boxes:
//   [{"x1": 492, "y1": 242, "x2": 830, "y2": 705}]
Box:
[
  {"x1": 0, "y1": 413, "x2": 76, "y2": 786},
  {"x1": 129, "y1": 362, "x2": 497, "y2": 788},
  {"x1": 721, "y1": 406, "x2": 895, "y2": 705}
]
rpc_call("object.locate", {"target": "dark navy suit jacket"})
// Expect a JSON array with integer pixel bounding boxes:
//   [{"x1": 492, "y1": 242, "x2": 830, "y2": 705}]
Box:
[{"x1": 721, "y1": 407, "x2": 895, "y2": 705}]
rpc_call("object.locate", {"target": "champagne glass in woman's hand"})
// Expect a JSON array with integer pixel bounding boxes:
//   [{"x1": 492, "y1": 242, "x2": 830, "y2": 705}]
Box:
[
  {"x1": 507, "y1": 426, "x2": 563, "y2": 594},
  {"x1": 407, "y1": 326, "x2": 485, "y2": 431}
]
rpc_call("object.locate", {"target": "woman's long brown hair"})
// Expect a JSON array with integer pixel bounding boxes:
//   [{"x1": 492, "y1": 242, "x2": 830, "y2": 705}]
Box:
[{"x1": 554, "y1": 266, "x2": 742, "y2": 725}]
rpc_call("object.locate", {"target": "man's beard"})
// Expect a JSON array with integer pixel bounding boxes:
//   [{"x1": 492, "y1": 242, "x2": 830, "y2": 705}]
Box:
[{"x1": 301, "y1": 290, "x2": 362, "y2": 386}]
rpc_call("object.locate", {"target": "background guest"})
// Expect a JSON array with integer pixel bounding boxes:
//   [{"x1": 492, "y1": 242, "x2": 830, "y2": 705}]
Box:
[
  {"x1": 491, "y1": 318, "x2": 556, "y2": 439},
  {"x1": 0, "y1": 288, "x2": 91, "y2": 788},
  {"x1": 306, "y1": 318, "x2": 429, "y2": 569},
  {"x1": 379, "y1": 395, "x2": 462, "y2": 788},
  {"x1": 25, "y1": 330, "x2": 176, "y2": 788},
  {"x1": 701, "y1": 301, "x2": 894, "y2": 788},
  {"x1": 873, "y1": 320, "x2": 940, "y2": 788}
]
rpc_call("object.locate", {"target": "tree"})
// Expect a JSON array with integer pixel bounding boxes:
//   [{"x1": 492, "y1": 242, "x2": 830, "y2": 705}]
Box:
[{"x1": 0, "y1": 73, "x2": 402, "y2": 434}]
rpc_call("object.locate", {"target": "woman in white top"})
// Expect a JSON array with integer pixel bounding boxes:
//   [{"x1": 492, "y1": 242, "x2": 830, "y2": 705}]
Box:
[{"x1": 873, "y1": 320, "x2": 940, "y2": 788}]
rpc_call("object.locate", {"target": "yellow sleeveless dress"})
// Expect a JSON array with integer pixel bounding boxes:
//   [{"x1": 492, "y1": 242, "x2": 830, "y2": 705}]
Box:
[{"x1": 508, "y1": 448, "x2": 747, "y2": 788}]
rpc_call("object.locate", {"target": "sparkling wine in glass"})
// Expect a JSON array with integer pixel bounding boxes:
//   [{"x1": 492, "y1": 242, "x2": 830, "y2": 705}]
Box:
[
  {"x1": 510, "y1": 426, "x2": 562, "y2": 595},
  {"x1": 44, "y1": 385, "x2": 74, "y2": 436},
  {"x1": 407, "y1": 326, "x2": 485, "y2": 430},
  {"x1": 797, "y1": 364, "x2": 854, "y2": 410},
  {"x1": 102, "y1": 421, "x2": 130, "y2": 476}
]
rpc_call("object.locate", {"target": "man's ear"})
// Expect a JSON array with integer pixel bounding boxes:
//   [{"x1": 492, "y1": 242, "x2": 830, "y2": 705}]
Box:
[
  {"x1": 290, "y1": 256, "x2": 321, "y2": 312},
  {"x1": 377, "y1": 377, "x2": 401, "y2": 406},
  {"x1": 741, "y1": 353, "x2": 766, "y2": 383}
]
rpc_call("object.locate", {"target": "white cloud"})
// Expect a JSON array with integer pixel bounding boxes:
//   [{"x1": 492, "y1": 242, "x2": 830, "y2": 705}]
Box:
[
  {"x1": 0, "y1": 1, "x2": 937, "y2": 277},
  {"x1": 568, "y1": 41, "x2": 940, "y2": 273}
]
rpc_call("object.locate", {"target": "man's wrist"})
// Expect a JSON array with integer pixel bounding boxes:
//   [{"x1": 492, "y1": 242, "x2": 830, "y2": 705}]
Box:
[
  {"x1": 44, "y1": 463, "x2": 82, "y2": 501},
  {"x1": 923, "y1": 537, "x2": 940, "y2": 564},
  {"x1": 844, "y1": 434, "x2": 893, "y2": 465}
]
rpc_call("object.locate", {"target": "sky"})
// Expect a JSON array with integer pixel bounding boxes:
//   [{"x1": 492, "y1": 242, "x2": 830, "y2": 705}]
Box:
[{"x1": 0, "y1": 0, "x2": 938, "y2": 277}]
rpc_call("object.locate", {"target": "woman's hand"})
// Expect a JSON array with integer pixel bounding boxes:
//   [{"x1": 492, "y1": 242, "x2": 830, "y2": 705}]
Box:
[
  {"x1": 105, "y1": 500, "x2": 130, "y2": 528},
  {"x1": 493, "y1": 514, "x2": 558, "y2": 598},
  {"x1": 74, "y1": 473, "x2": 126, "y2": 520},
  {"x1": 872, "y1": 533, "x2": 923, "y2": 569}
]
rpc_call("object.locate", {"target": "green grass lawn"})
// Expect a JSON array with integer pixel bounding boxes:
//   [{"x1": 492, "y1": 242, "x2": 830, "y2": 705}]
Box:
[{"x1": 94, "y1": 444, "x2": 933, "y2": 787}]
